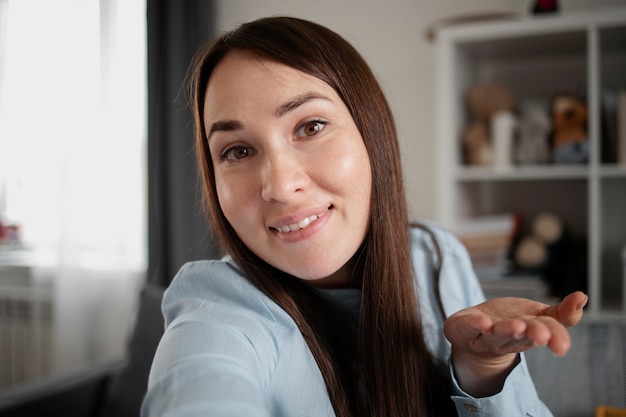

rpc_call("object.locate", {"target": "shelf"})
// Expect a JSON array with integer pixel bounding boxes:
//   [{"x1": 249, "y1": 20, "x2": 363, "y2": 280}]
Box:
[
  {"x1": 599, "y1": 165, "x2": 626, "y2": 178},
  {"x1": 455, "y1": 165, "x2": 626, "y2": 181},
  {"x1": 436, "y1": 8, "x2": 626, "y2": 317},
  {"x1": 457, "y1": 30, "x2": 586, "y2": 62},
  {"x1": 456, "y1": 165, "x2": 589, "y2": 182}
]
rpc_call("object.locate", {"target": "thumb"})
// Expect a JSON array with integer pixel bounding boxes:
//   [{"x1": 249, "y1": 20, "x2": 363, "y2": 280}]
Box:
[{"x1": 542, "y1": 291, "x2": 587, "y2": 327}]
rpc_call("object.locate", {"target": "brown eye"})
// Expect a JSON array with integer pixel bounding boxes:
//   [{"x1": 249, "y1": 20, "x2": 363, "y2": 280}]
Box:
[
  {"x1": 221, "y1": 146, "x2": 254, "y2": 161},
  {"x1": 297, "y1": 120, "x2": 328, "y2": 138},
  {"x1": 304, "y1": 121, "x2": 322, "y2": 136}
]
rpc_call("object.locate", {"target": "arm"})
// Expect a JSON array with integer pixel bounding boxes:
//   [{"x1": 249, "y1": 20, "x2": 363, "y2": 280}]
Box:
[
  {"x1": 411, "y1": 224, "x2": 584, "y2": 416},
  {"x1": 142, "y1": 320, "x2": 269, "y2": 417},
  {"x1": 445, "y1": 291, "x2": 587, "y2": 397},
  {"x1": 141, "y1": 262, "x2": 276, "y2": 417}
]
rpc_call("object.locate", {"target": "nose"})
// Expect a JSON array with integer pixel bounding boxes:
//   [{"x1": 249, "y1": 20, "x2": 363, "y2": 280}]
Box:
[{"x1": 260, "y1": 152, "x2": 308, "y2": 202}]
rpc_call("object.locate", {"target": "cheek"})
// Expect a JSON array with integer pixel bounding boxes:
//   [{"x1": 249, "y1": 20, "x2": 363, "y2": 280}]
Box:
[
  {"x1": 347, "y1": 142, "x2": 373, "y2": 223},
  {"x1": 328, "y1": 140, "x2": 372, "y2": 194},
  {"x1": 214, "y1": 173, "x2": 257, "y2": 227}
]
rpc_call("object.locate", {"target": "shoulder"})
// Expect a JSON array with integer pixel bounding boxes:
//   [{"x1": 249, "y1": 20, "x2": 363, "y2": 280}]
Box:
[
  {"x1": 165, "y1": 258, "x2": 257, "y2": 306},
  {"x1": 152, "y1": 258, "x2": 300, "y2": 387},
  {"x1": 162, "y1": 257, "x2": 296, "y2": 333},
  {"x1": 410, "y1": 220, "x2": 485, "y2": 315},
  {"x1": 410, "y1": 220, "x2": 470, "y2": 261},
  {"x1": 148, "y1": 260, "x2": 336, "y2": 416}
]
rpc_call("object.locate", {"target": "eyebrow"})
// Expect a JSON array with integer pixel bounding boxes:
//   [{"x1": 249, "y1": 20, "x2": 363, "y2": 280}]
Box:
[
  {"x1": 275, "y1": 92, "x2": 330, "y2": 117},
  {"x1": 206, "y1": 92, "x2": 330, "y2": 140},
  {"x1": 207, "y1": 120, "x2": 243, "y2": 140}
]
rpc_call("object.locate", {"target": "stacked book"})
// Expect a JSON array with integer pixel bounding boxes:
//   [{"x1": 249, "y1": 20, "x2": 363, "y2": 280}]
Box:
[
  {"x1": 456, "y1": 214, "x2": 554, "y2": 303},
  {"x1": 456, "y1": 214, "x2": 518, "y2": 279}
]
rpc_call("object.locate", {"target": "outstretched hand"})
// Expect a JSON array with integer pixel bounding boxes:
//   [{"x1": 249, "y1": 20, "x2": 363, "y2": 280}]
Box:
[{"x1": 443, "y1": 291, "x2": 587, "y2": 397}]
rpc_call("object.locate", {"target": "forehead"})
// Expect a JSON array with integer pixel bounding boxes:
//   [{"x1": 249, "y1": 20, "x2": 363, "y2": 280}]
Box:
[{"x1": 203, "y1": 51, "x2": 339, "y2": 119}]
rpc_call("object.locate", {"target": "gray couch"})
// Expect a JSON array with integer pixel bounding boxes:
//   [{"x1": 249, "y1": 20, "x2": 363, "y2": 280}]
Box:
[{"x1": 0, "y1": 284, "x2": 165, "y2": 417}]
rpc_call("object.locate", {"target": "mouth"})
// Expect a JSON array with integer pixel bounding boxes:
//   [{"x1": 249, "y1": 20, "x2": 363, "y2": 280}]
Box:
[{"x1": 270, "y1": 206, "x2": 332, "y2": 233}]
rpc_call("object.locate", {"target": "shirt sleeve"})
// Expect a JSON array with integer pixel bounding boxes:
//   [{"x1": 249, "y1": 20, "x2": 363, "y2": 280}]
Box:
[
  {"x1": 413, "y1": 223, "x2": 554, "y2": 417},
  {"x1": 142, "y1": 322, "x2": 269, "y2": 417},
  {"x1": 141, "y1": 262, "x2": 277, "y2": 417},
  {"x1": 450, "y1": 354, "x2": 553, "y2": 417}
]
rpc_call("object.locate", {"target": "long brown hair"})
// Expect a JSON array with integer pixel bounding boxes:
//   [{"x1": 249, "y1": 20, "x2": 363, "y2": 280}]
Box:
[{"x1": 189, "y1": 16, "x2": 453, "y2": 417}]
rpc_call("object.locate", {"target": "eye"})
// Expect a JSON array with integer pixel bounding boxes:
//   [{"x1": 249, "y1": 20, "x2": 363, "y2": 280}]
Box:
[
  {"x1": 219, "y1": 145, "x2": 255, "y2": 161},
  {"x1": 296, "y1": 119, "x2": 328, "y2": 138}
]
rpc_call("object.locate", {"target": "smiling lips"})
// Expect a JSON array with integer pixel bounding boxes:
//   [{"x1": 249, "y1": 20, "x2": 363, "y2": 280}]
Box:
[{"x1": 273, "y1": 207, "x2": 331, "y2": 233}]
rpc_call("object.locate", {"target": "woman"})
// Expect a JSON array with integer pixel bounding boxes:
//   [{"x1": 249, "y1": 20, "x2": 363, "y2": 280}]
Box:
[{"x1": 142, "y1": 16, "x2": 587, "y2": 417}]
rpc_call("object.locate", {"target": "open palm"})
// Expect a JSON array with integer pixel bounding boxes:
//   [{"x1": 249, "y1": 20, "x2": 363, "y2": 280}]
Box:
[{"x1": 444, "y1": 291, "x2": 587, "y2": 358}]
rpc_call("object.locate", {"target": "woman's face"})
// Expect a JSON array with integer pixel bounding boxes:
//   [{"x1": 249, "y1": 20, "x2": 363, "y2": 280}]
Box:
[{"x1": 203, "y1": 51, "x2": 372, "y2": 288}]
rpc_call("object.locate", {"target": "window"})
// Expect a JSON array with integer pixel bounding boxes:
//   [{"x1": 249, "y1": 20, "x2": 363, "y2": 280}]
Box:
[
  {"x1": 0, "y1": 0, "x2": 146, "y2": 270},
  {"x1": 0, "y1": 0, "x2": 146, "y2": 389}
]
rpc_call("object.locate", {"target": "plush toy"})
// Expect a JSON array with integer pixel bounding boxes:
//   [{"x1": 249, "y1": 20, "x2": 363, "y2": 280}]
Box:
[
  {"x1": 462, "y1": 83, "x2": 514, "y2": 166},
  {"x1": 510, "y1": 212, "x2": 587, "y2": 298},
  {"x1": 462, "y1": 122, "x2": 491, "y2": 166},
  {"x1": 515, "y1": 101, "x2": 551, "y2": 165},
  {"x1": 550, "y1": 94, "x2": 588, "y2": 163}
]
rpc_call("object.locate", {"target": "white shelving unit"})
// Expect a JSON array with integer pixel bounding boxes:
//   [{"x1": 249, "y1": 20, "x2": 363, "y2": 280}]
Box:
[{"x1": 435, "y1": 8, "x2": 626, "y2": 319}]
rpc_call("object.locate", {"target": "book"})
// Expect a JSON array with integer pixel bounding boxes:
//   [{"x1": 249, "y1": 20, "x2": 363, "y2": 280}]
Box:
[
  {"x1": 601, "y1": 89, "x2": 618, "y2": 163},
  {"x1": 456, "y1": 213, "x2": 518, "y2": 237},
  {"x1": 479, "y1": 273, "x2": 556, "y2": 303},
  {"x1": 618, "y1": 91, "x2": 626, "y2": 166},
  {"x1": 456, "y1": 214, "x2": 519, "y2": 275}
]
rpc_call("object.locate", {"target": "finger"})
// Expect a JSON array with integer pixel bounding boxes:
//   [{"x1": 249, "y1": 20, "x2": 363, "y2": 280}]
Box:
[
  {"x1": 542, "y1": 291, "x2": 588, "y2": 327},
  {"x1": 523, "y1": 320, "x2": 550, "y2": 347},
  {"x1": 538, "y1": 316, "x2": 572, "y2": 356},
  {"x1": 492, "y1": 318, "x2": 525, "y2": 337},
  {"x1": 485, "y1": 317, "x2": 567, "y2": 355},
  {"x1": 473, "y1": 319, "x2": 528, "y2": 353},
  {"x1": 444, "y1": 313, "x2": 493, "y2": 345},
  {"x1": 517, "y1": 316, "x2": 572, "y2": 356},
  {"x1": 498, "y1": 337, "x2": 536, "y2": 354}
]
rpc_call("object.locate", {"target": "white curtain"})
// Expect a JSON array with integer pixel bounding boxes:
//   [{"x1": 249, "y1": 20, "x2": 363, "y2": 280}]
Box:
[
  {"x1": 0, "y1": 0, "x2": 146, "y2": 272},
  {"x1": 0, "y1": 0, "x2": 147, "y2": 378}
]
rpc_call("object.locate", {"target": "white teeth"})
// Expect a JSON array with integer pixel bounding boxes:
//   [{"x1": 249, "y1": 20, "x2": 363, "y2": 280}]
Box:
[
  {"x1": 277, "y1": 214, "x2": 321, "y2": 233},
  {"x1": 298, "y1": 217, "x2": 311, "y2": 228}
]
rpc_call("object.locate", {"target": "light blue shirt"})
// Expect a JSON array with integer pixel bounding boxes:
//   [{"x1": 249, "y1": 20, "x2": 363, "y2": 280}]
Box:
[{"x1": 142, "y1": 223, "x2": 553, "y2": 416}]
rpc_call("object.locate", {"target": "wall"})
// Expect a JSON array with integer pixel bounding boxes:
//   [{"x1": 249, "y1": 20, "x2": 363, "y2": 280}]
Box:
[{"x1": 214, "y1": 0, "x2": 626, "y2": 222}]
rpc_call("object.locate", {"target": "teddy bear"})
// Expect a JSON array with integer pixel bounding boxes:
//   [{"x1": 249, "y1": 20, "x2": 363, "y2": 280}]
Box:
[
  {"x1": 462, "y1": 83, "x2": 514, "y2": 166},
  {"x1": 549, "y1": 94, "x2": 588, "y2": 163}
]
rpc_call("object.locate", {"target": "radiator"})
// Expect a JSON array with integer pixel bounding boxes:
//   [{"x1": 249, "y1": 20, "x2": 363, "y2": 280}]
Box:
[{"x1": 0, "y1": 265, "x2": 53, "y2": 391}]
